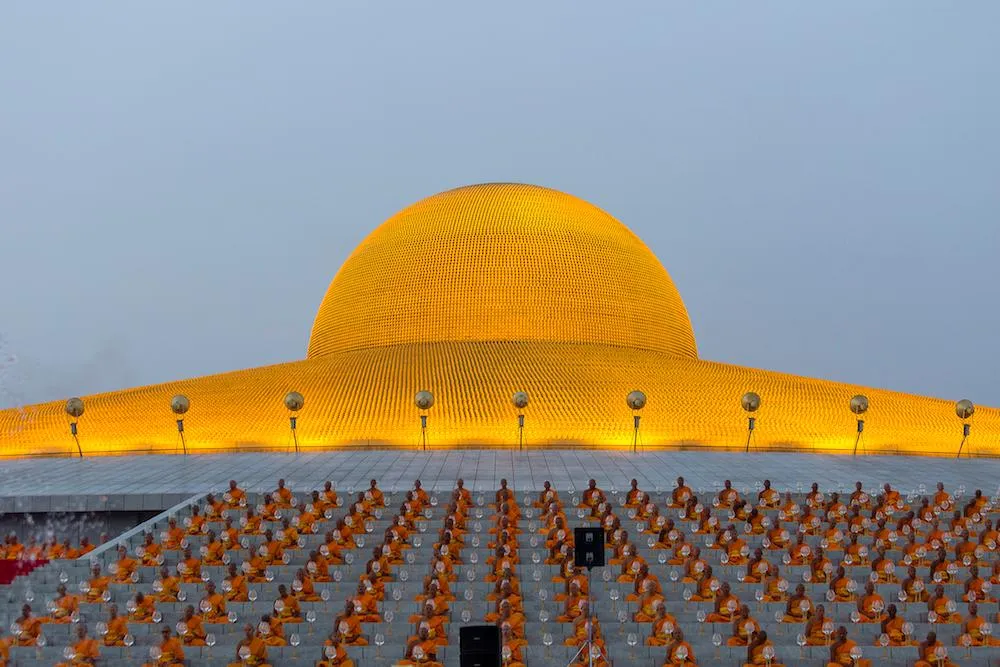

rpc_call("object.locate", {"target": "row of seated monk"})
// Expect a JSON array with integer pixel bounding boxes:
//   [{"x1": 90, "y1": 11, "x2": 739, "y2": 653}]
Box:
[
  {"x1": 1, "y1": 475, "x2": 996, "y2": 667},
  {"x1": 0, "y1": 534, "x2": 100, "y2": 561}
]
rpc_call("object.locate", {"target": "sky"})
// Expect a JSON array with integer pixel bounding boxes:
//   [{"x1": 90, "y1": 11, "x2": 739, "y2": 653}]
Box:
[{"x1": 1, "y1": 2, "x2": 998, "y2": 409}]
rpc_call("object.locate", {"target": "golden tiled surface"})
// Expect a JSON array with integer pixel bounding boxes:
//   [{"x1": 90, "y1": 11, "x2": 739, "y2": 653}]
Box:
[
  {"x1": 1, "y1": 184, "x2": 995, "y2": 458},
  {"x1": 307, "y1": 183, "x2": 698, "y2": 359},
  {"x1": 1, "y1": 341, "x2": 996, "y2": 458}
]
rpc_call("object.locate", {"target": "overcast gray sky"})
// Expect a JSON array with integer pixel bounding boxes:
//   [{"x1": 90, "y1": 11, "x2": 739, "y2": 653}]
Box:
[{"x1": 1, "y1": 2, "x2": 998, "y2": 409}]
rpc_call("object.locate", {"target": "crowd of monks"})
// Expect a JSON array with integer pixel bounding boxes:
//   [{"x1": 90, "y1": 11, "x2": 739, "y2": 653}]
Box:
[
  {"x1": 0, "y1": 476, "x2": 997, "y2": 667},
  {"x1": 0, "y1": 535, "x2": 97, "y2": 562}
]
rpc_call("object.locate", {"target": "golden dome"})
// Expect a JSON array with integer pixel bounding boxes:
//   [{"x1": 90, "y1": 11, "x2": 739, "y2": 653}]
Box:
[{"x1": 307, "y1": 183, "x2": 698, "y2": 359}]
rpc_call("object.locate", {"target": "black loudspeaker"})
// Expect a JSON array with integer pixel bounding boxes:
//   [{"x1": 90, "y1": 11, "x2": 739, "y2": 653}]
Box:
[
  {"x1": 460, "y1": 624, "x2": 501, "y2": 667},
  {"x1": 574, "y1": 526, "x2": 605, "y2": 568}
]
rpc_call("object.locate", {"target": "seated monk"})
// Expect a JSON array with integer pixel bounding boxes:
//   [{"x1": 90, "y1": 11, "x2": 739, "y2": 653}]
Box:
[
  {"x1": 365, "y1": 479, "x2": 384, "y2": 507},
  {"x1": 716, "y1": 480, "x2": 739, "y2": 508},
  {"x1": 350, "y1": 581, "x2": 382, "y2": 622},
  {"x1": 332, "y1": 600, "x2": 368, "y2": 645},
  {"x1": 162, "y1": 518, "x2": 185, "y2": 550},
  {"x1": 857, "y1": 582, "x2": 885, "y2": 622},
  {"x1": 928, "y1": 585, "x2": 958, "y2": 624},
  {"x1": 401, "y1": 625, "x2": 442, "y2": 667},
  {"x1": 178, "y1": 547, "x2": 202, "y2": 584},
  {"x1": 274, "y1": 478, "x2": 294, "y2": 507},
  {"x1": 765, "y1": 524, "x2": 790, "y2": 551},
  {"x1": 113, "y1": 545, "x2": 139, "y2": 583},
  {"x1": 743, "y1": 548, "x2": 773, "y2": 584},
  {"x1": 879, "y1": 604, "x2": 913, "y2": 646},
  {"x1": 744, "y1": 631, "x2": 784, "y2": 667},
  {"x1": 228, "y1": 624, "x2": 271, "y2": 667},
  {"x1": 829, "y1": 567, "x2": 856, "y2": 602},
  {"x1": 663, "y1": 628, "x2": 697, "y2": 666},
  {"x1": 225, "y1": 479, "x2": 247, "y2": 507},
  {"x1": 274, "y1": 584, "x2": 303, "y2": 623},
  {"x1": 825, "y1": 626, "x2": 872, "y2": 667},
  {"x1": 625, "y1": 478, "x2": 644, "y2": 507},
  {"x1": 787, "y1": 535, "x2": 811, "y2": 566},
  {"x1": 727, "y1": 605, "x2": 760, "y2": 646},
  {"x1": 150, "y1": 565, "x2": 181, "y2": 602},
  {"x1": 202, "y1": 531, "x2": 226, "y2": 565},
  {"x1": 317, "y1": 634, "x2": 355, "y2": 667},
  {"x1": 963, "y1": 565, "x2": 993, "y2": 603},
  {"x1": 499, "y1": 622, "x2": 528, "y2": 667},
  {"x1": 186, "y1": 505, "x2": 206, "y2": 536},
  {"x1": 688, "y1": 566, "x2": 721, "y2": 602},
  {"x1": 646, "y1": 605, "x2": 680, "y2": 646},
  {"x1": 142, "y1": 626, "x2": 185, "y2": 667},
  {"x1": 580, "y1": 479, "x2": 606, "y2": 510},
  {"x1": 914, "y1": 631, "x2": 958, "y2": 667},
  {"x1": 901, "y1": 566, "x2": 928, "y2": 603},
  {"x1": 670, "y1": 477, "x2": 693, "y2": 508},
  {"x1": 762, "y1": 568, "x2": 789, "y2": 602},
  {"x1": 782, "y1": 584, "x2": 814, "y2": 623},
  {"x1": 54, "y1": 625, "x2": 100, "y2": 667},
  {"x1": 634, "y1": 585, "x2": 666, "y2": 623},
  {"x1": 139, "y1": 532, "x2": 163, "y2": 566},
  {"x1": 705, "y1": 581, "x2": 740, "y2": 623},
  {"x1": 484, "y1": 580, "x2": 520, "y2": 613},
  {"x1": 12, "y1": 604, "x2": 42, "y2": 646},
  {"x1": 484, "y1": 595, "x2": 520, "y2": 625},
  {"x1": 258, "y1": 614, "x2": 286, "y2": 647},
  {"x1": 241, "y1": 507, "x2": 263, "y2": 535},
  {"x1": 557, "y1": 582, "x2": 587, "y2": 622},
  {"x1": 224, "y1": 563, "x2": 249, "y2": 602},
  {"x1": 104, "y1": 605, "x2": 129, "y2": 646},
  {"x1": 565, "y1": 608, "x2": 603, "y2": 649},
  {"x1": 201, "y1": 582, "x2": 228, "y2": 623},
  {"x1": 962, "y1": 601, "x2": 999, "y2": 646},
  {"x1": 50, "y1": 584, "x2": 80, "y2": 623},
  {"x1": 804, "y1": 605, "x2": 831, "y2": 646},
  {"x1": 757, "y1": 480, "x2": 780, "y2": 508},
  {"x1": 204, "y1": 493, "x2": 225, "y2": 522},
  {"x1": 130, "y1": 592, "x2": 156, "y2": 623},
  {"x1": 179, "y1": 605, "x2": 207, "y2": 645},
  {"x1": 293, "y1": 568, "x2": 321, "y2": 602},
  {"x1": 811, "y1": 549, "x2": 833, "y2": 584}
]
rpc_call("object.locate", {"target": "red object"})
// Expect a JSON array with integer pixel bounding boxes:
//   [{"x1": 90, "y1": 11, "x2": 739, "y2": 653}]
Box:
[{"x1": 0, "y1": 559, "x2": 47, "y2": 584}]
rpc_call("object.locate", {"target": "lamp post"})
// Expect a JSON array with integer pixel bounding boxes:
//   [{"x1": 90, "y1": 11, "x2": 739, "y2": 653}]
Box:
[
  {"x1": 850, "y1": 395, "x2": 869, "y2": 456},
  {"x1": 955, "y1": 399, "x2": 974, "y2": 458},
  {"x1": 414, "y1": 391, "x2": 434, "y2": 451},
  {"x1": 512, "y1": 391, "x2": 529, "y2": 450},
  {"x1": 626, "y1": 391, "x2": 646, "y2": 453},
  {"x1": 171, "y1": 395, "x2": 190, "y2": 455},
  {"x1": 284, "y1": 391, "x2": 304, "y2": 454},
  {"x1": 65, "y1": 397, "x2": 84, "y2": 458},
  {"x1": 741, "y1": 392, "x2": 761, "y2": 452}
]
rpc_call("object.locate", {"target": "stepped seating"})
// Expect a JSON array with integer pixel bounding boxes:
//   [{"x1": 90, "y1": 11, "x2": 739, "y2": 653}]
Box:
[{"x1": 0, "y1": 478, "x2": 996, "y2": 666}]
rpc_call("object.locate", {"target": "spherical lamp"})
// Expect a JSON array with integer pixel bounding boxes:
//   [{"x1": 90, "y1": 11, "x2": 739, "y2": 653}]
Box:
[
  {"x1": 626, "y1": 391, "x2": 647, "y2": 411},
  {"x1": 65, "y1": 397, "x2": 85, "y2": 458},
  {"x1": 626, "y1": 391, "x2": 646, "y2": 452},
  {"x1": 512, "y1": 392, "x2": 529, "y2": 450},
  {"x1": 414, "y1": 391, "x2": 434, "y2": 450},
  {"x1": 850, "y1": 395, "x2": 869, "y2": 456},
  {"x1": 956, "y1": 399, "x2": 974, "y2": 458},
  {"x1": 284, "y1": 392, "x2": 304, "y2": 453},
  {"x1": 171, "y1": 395, "x2": 190, "y2": 454},
  {"x1": 741, "y1": 392, "x2": 760, "y2": 452}
]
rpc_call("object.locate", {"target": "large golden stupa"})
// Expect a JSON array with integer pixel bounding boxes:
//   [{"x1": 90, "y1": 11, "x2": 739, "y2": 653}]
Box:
[{"x1": 1, "y1": 183, "x2": 996, "y2": 457}]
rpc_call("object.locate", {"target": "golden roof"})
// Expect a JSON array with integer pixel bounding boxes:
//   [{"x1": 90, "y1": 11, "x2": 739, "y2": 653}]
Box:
[
  {"x1": 307, "y1": 183, "x2": 697, "y2": 359},
  {"x1": 1, "y1": 183, "x2": 996, "y2": 457}
]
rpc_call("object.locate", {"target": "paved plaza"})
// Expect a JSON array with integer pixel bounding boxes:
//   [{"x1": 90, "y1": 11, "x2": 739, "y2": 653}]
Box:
[{"x1": 1, "y1": 450, "x2": 997, "y2": 511}]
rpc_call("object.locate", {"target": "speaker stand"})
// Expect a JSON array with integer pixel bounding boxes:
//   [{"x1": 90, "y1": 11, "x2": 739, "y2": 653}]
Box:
[{"x1": 566, "y1": 566, "x2": 606, "y2": 667}]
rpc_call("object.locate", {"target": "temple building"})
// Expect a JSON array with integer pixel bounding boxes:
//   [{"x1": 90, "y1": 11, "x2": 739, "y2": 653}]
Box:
[{"x1": 1, "y1": 183, "x2": 994, "y2": 457}]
